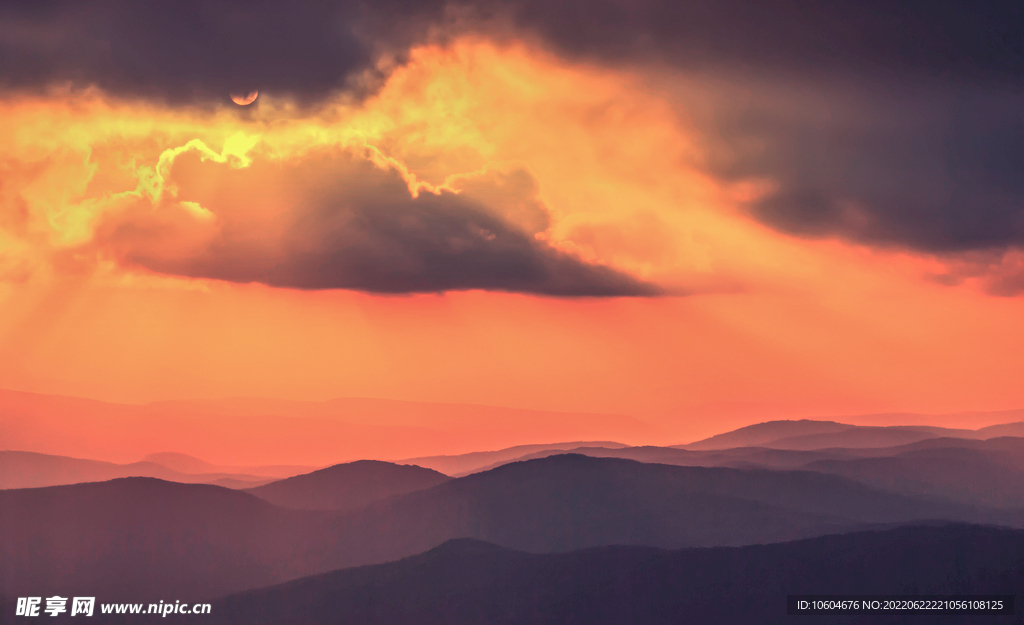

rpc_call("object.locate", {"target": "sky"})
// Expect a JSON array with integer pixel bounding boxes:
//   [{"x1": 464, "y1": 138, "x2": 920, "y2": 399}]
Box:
[{"x1": 1, "y1": 0, "x2": 1023, "y2": 443}]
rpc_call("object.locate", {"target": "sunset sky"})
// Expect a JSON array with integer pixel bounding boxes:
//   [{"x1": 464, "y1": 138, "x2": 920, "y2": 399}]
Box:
[{"x1": 1, "y1": 0, "x2": 1023, "y2": 444}]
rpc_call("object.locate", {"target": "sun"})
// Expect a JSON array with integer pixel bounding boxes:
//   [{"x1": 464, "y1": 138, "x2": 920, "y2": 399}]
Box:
[{"x1": 231, "y1": 90, "x2": 258, "y2": 105}]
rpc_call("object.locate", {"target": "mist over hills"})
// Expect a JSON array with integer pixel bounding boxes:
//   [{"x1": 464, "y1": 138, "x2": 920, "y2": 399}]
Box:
[
  {"x1": 0, "y1": 451, "x2": 280, "y2": 490},
  {"x1": 105, "y1": 525, "x2": 1024, "y2": 625},
  {"x1": 398, "y1": 441, "x2": 629, "y2": 475},
  {"x1": 803, "y1": 439, "x2": 1024, "y2": 508},
  {"x1": 7, "y1": 454, "x2": 1023, "y2": 602},
  {"x1": 319, "y1": 455, "x2": 1023, "y2": 562},
  {"x1": 455, "y1": 438, "x2": 1024, "y2": 509},
  {"x1": 6, "y1": 392, "x2": 1024, "y2": 623},
  {"x1": 0, "y1": 389, "x2": 656, "y2": 465},
  {"x1": 677, "y1": 419, "x2": 1019, "y2": 451},
  {"x1": 402, "y1": 419, "x2": 1024, "y2": 479}
]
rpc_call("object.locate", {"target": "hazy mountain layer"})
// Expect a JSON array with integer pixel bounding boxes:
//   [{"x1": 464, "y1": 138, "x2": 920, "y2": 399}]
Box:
[{"x1": 108, "y1": 524, "x2": 1024, "y2": 625}]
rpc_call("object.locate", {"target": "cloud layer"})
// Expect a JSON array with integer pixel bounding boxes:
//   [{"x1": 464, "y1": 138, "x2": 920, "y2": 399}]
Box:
[
  {"x1": 0, "y1": 0, "x2": 444, "y2": 104},
  {"x1": 3, "y1": 0, "x2": 1023, "y2": 291},
  {"x1": 4, "y1": 0, "x2": 1020, "y2": 102}
]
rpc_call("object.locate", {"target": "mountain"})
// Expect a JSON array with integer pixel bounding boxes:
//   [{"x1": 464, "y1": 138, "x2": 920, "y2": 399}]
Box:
[
  {"x1": 460, "y1": 445, "x2": 886, "y2": 475},
  {"x1": 0, "y1": 388, "x2": 656, "y2": 465},
  {"x1": 399, "y1": 441, "x2": 629, "y2": 475},
  {"x1": 757, "y1": 427, "x2": 954, "y2": 450},
  {"x1": 677, "y1": 419, "x2": 1012, "y2": 451},
  {"x1": 6, "y1": 456, "x2": 1023, "y2": 602},
  {"x1": 244, "y1": 460, "x2": 452, "y2": 510},
  {"x1": 463, "y1": 439, "x2": 1024, "y2": 509},
  {"x1": 977, "y1": 422, "x2": 1024, "y2": 438},
  {"x1": 679, "y1": 419, "x2": 855, "y2": 449},
  {"x1": 449, "y1": 438, "x2": 1024, "y2": 474},
  {"x1": 888, "y1": 436, "x2": 1024, "y2": 471},
  {"x1": 125, "y1": 524, "x2": 1024, "y2": 625},
  {"x1": 0, "y1": 451, "x2": 279, "y2": 490},
  {"x1": 141, "y1": 452, "x2": 219, "y2": 473},
  {"x1": 460, "y1": 445, "x2": 704, "y2": 475},
  {"x1": 803, "y1": 438, "x2": 1024, "y2": 508},
  {"x1": 316, "y1": 454, "x2": 1024, "y2": 569},
  {"x1": 0, "y1": 478, "x2": 335, "y2": 600}
]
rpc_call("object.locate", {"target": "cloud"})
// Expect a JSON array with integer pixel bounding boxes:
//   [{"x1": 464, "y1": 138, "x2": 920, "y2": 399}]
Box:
[
  {"x1": 95, "y1": 145, "x2": 660, "y2": 296},
  {"x1": 931, "y1": 249, "x2": 1024, "y2": 296},
  {"x1": 0, "y1": 0, "x2": 445, "y2": 105},
  {"x1": 4, "y1": 0, "x2": 1023, "y2": 291},
  {"x1": 499, "y1": 0, "x2": 1023, "y2": 85},
  {"x1": 3, "y1": 0, "x2": 1020, "y2": 106},
  {"x1": 728, "y1": 88, "x2": 1024, "y2": 253}
]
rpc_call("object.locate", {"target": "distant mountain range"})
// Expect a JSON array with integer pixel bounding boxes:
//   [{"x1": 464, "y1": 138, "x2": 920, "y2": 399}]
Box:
[
  {"x1": 393, "y1": 418, "x2": 1024, "y2": 476},
  {"x1": 98, "y1": 524, "x2": 1024, "y2": 625},
  {"x1": 7, "y1": 393, "x2": 1024, "y2": 623},
  {"x1": 398, "y1": 441, "x2": 629, "y2": 475},
  {"x1": 678, "y1": 418, "x2": 1024, "y2": 450},
  {"x1": 0, "y1": 389, "x2": 658, "y2": 465},
  {"x1": 0, "y1": 451, "x2": 287, "y2": 490},
  {"x1": 455, "y1": 437, "x2": 1024, "y2": 508},
  {"x1": 5, "y1": 455, "x2": 1023, "y2": 601}
]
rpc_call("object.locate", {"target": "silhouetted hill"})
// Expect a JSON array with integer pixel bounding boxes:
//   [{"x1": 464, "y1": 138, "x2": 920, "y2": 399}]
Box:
[
  {"x1": 679, "y1": 420, "x2": 1005, "y2": 451},
  {"x1": 127, "y1": 524, "x2": 1024, "y2": 625},
  {"x1": 399, "y1": 441, "x2": 628, "y2": 475},
  {"x1": 141, "y1": 452, "x2": 219, "y2": 473},
  {"x1": 978, "y1": 422, "x2": 1024, "y2": 438},
  {"x1": 0, "y1": 451, "x2": 278, "y2": 489},
  {"x1": 6, "y1": 457, "x2": 1023, "y2": 603},
  {"x1": 804, "y1": 441, "x2": 1024, "y2": 508},
  {"x1": 458, "y1": 436, "x2": 1024, "y2": 472},
  {"x1": 468, "y1": 439, "x2": 1024, "y2": 509},
  {"x1": 680, "y1": 420, "x2": 854, "y2": 449},
  {"x1": 0, "y1": 478, "x2": 334, "y2": 600},
  {"x1": 462, "y1": 445, "x2": 869, "y2": 475},
  {"x1": 316, "y1": 455, "x2": 1024, "y2": 568},
  {"x1": 244, "y1": 460, "x2": 452, "y2": 510},
  {"x1": 762, "y1": 427, "x2": 947, "y2": 450}
]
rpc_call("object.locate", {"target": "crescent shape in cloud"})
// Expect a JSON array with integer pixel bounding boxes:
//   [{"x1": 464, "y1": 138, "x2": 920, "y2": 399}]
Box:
[{"x1": 230, "y1": 91, "x2": 258, "y2": 106}]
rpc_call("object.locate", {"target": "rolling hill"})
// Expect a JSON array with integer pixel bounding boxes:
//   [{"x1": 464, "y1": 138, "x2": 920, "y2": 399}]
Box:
[
  {"x1": 5, "y1": 455, "x2": 1023, "y2": 603},
  {"x1": 398, "y1": 441, "x2": 628, "y2": 475},
  {"x1": 244, "y1": 460, "x2": 452, "y2": 510},
  {"x1": 0, "y1": 478, "x2": 335, "y2": 600}
]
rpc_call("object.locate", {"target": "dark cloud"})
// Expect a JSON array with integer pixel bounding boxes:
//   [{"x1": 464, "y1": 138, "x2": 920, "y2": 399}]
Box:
[
  {"x1": 2, "y1": 0, "x2": 1020, "y2": 104},
  {"x1": 688, "y1": 83, "x2": 1024, "y2": 253},
  {"x1": 98, "y1": 149, "x2": 660, "y2": 296},
  {"x1": 0, "y1": 0, "x2": 445, "y2": 104},
  {"x1": 502, "y1": 0, "x2": 1023, "y2": 85},
  {"x1": 492, "y1": 0, "x2": 1024, "y2": 261}
]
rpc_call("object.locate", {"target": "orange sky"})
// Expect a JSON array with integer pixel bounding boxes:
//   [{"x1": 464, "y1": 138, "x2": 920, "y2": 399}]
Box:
[{"x1": 2, "y1": 39, "x2": 1024, "y2": 445}]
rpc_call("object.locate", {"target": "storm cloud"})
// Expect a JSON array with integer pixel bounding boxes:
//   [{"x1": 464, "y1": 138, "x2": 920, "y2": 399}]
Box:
[
  {"x1": 2, "y1": 0, "x2": 1020, "y2": 103},
  {"x1": 97, "y1": 148, "x2": 660, "y2": 296},
  {"x1": 686, "y1": 83, "x2": 1024, "y2": 253},
  {"x1": 0, "y1": 0, "x2": 445, "y2": 105}
]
